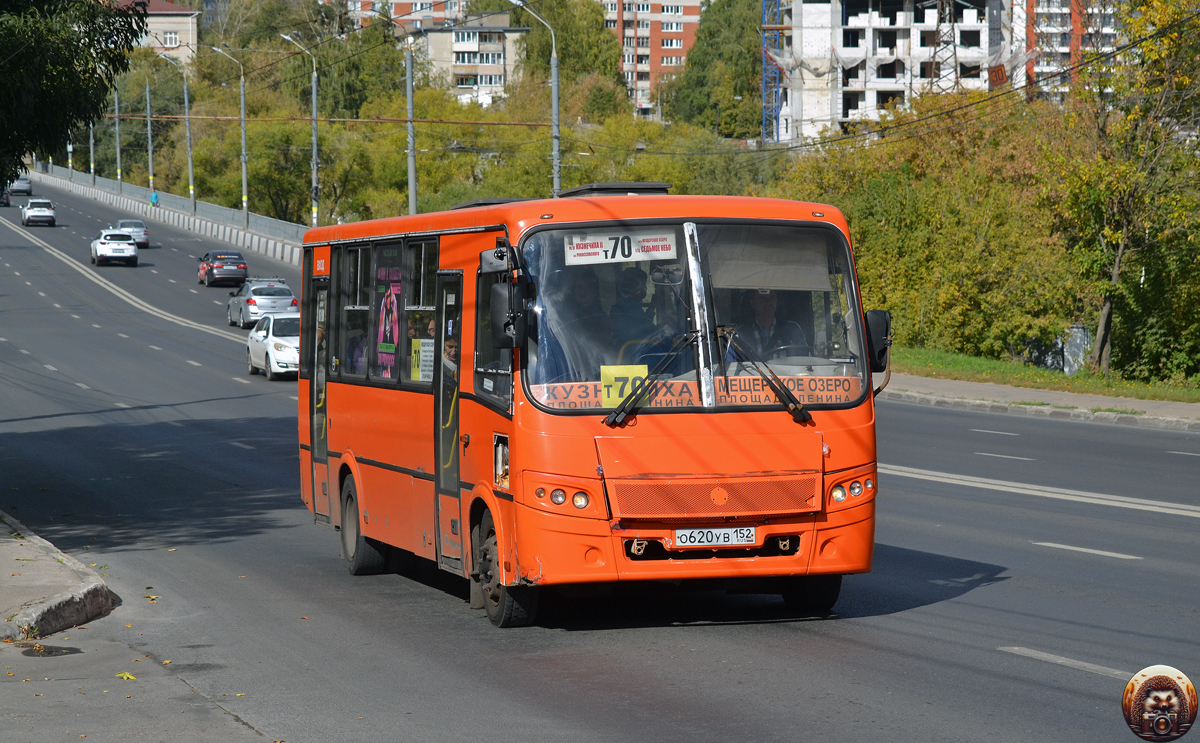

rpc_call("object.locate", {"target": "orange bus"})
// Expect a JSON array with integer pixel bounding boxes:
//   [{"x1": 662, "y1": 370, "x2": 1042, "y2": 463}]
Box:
[{"x1": 296, "y1": 183, "x2": 892, "y2": 627}]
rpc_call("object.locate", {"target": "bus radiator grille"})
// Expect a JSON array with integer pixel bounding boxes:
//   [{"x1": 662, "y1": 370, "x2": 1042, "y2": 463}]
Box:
[{"x1": 610, "y1": 476, "x2": 819, "y2": 520}]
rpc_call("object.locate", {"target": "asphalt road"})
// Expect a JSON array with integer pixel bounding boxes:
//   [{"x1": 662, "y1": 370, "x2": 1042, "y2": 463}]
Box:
[{"x1": 2, "y1": 180, "x2": 1197, "y2": 742}]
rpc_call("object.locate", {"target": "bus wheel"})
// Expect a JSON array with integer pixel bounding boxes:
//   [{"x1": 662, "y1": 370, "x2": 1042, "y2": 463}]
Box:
[
  {"x1": 781, "y1": 574, "x2": 842, "y2": 614},
  {"x1": 476, "y1": 510, "x2": 538, "y2": 627},
  {"x1": 340, "y1": 477, "x2": 385, "y2": 575}
]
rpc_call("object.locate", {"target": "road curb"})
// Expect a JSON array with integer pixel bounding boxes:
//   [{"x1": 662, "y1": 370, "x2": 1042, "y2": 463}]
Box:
[
  {"x1": 878, "y1": 389, "x2": 1200, "y2": 432},
  {"x1": 0, "y1": 510, "x2": 111, "y2": 641}
]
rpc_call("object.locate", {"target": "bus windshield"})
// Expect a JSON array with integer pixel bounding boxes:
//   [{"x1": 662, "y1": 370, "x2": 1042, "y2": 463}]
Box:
[{"x1": 523, "y1": 221, "x2": 868, "y2": 413}]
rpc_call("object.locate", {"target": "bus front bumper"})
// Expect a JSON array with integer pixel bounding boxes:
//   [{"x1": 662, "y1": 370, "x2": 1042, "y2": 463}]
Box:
[{"x1": 512, "y1": 500, "x2": 874, "y2": 586}]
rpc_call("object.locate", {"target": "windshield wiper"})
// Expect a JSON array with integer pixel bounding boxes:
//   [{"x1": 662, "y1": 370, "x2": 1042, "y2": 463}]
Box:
[
  {"x1": 603, "y1": 330, "x2": 699, "y2": 427},
  {"x1": 719, "y1": 327, "x2": 812, "y2": 423}
]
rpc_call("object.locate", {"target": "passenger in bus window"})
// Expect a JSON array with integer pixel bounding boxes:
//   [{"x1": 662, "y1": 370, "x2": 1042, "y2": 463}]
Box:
[
  {"x1": 730, "y1": 289, "x2": 811, "y2": 361},
  {"x1": 536, "y1": 267, "x2": 614, "y2": 383},
  {"x1": 610, "y1": 267, "x2": 657, "y2": 354}
]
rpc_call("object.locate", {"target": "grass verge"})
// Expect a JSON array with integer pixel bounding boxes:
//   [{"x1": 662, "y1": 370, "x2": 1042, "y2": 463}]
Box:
[{"x1": 889, "y1": 346, "x2": 1200, "y2": 405}]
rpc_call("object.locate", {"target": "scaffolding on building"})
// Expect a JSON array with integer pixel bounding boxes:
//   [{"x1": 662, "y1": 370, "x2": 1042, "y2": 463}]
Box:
[{"x1": 761, "y1": 0, "x2": 785, "y2": 142}]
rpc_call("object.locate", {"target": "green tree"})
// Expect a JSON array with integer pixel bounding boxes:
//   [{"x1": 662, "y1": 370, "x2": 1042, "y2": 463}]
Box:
[
  {"x1": 662, "y1": 0, "x2": 761, "y2": 138},
  {"x1": 495, "y1": 0, "x2": 622, "y2": 86},
  {"x1": 0, "y1": 0, "x2": 146, "y2": 183}
]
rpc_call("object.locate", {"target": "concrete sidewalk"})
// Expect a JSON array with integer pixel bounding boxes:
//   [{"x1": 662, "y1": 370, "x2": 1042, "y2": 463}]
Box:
[
  {"x1": 877, "y1": 372, "x2": 1200, "y2": 431},
  {"x1": 1, "y1": 510, "x2": 110, "y2": 641}
]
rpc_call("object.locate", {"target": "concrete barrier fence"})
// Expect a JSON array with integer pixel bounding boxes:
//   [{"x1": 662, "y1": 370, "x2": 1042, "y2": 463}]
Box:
[{"x1": 29, "y1": 164, "x2": 305, "y2": 267}]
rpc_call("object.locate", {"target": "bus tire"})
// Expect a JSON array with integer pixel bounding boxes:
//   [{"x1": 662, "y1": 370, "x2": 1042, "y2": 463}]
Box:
[
  {"x1": 781, "y1": 574, "x2": 842, "y2": 614},
  {"x1": 476, "y1": 510, "x2": 538, "y2": 627},
  {"x1": 341, "y1": 477, "x2": 386, "y2": 575}
]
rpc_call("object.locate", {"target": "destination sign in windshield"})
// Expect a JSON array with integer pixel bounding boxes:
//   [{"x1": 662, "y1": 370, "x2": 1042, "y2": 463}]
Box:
[{"x1": 564, "y1": 229, "x2": 677, "y2": 266}]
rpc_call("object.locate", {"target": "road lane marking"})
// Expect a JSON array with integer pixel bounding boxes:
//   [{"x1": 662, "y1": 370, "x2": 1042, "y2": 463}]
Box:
[
  {"x1": 19, "y1": 350, "x2": 30, "y2": 354},
  {"x1": 998, "y1": 647, "x2": 1130, "y2": 679},
  {"x1": 25, "y1": 281, "x2": 31, "y2": 285},
  {"x1": 114, "y1": 403, "x2": 130, "y2": 408},
  {"x1": 13, "y1": 271, "x2": 19, "y2": 275},
  {"x1": 0, "y1": 218, "x2": 244, "y2": 343},
  {"x1": 189, "y1": 289, "x2": 198, "y2": 294},
  {"x1": 150, "y1": 269, "x2": 158, "y2": 274},
  {"x1": 970, "y1": 429, "x2": 1018, "y2": 435},
  {"x1": 71, "y1": 314, "x2": 80, "y2": 318},
  {"x1": 878, "y1": 464, "x2": 1200, "y2": 519},
  {"x1": 186, "y1": 360, "x2": 201, "y2": 366},
  {"x1": 233, "y1": 377, "x2": 250, "y2": 384},
  {"x1": 1032, "y1": 542, "x2": 1142, "y2": 560},
  {"x1": 37, "y1": 292, "x2": 45, "y2": 296},
  {"x1": 0, "y1": 337, "x2": 5, "y2": 341},
  {"x1": 92, "y1": 324, "x2": 101, "y2": 328},
  {"x1": 53, "y1": 303, "x2": 61, "y2": 308},
  {"x1": 289, "y1": 396, "x2": 298, "y2": 400},
  {"x1": 168, "y1": 279, "x2": 177, "y2": 284},
  {"x1": 213, "y1": 301, "x2": 221, "y2": 305},
  {"x1": 229, "y1": 442, "x2": 255, "y2": 449},
  {"x1": 76, "y1": 383, "x2": 90, "y2": 389},
  {"x1": 43, "y1": 365, "x2": 56, "y2": 371},
  {"x1": 118, "y1": 333, "x2": 129, "y2": 338},
  {"x1": 975, "y1": 452, "x2": 1035, "y2": 461},
  {"x1": 149, "y1": 345, "x2": 162, "y2": 350},
  {"x1": 1166, "y1": 451, "x2": 1200, "y2": 457}
]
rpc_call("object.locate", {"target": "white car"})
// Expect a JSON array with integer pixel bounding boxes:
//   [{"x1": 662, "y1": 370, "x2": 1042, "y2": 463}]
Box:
[
  {"x1": 114, "y1": 219, "x2": 150, "y2": 249},
  {"x1": 90, "y1": 230, "x2": 139, "y2": 267},
  {"x1": 247, "y1": 313, "x2": 301, "y2": 380},
  {"x1": 20, "y1": 199, "x2": 55, "y2": 226}
]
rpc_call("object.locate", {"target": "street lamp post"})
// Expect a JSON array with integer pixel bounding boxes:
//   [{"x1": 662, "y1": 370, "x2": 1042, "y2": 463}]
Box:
[
  {"x1": 406, "y1": 36, "x2": 417, "y2": 215},
  {"x1": 114, "y1": 88, "x2": 122, "y2": 194},
  {"x1": 159, "y1": 53, "x2": 196, "y2": 215},
  {"x1": 89, "y1": 122, "x2": 95, "y2": 187},
  {"x1": 282, "y1": 33, "x2": 319, "y2": 228},
  {"x1": 145, "y1": 80, "x2": 154, "y2": 193},
  {"x1": 212, "y1": 45, "x2": 249, "y2": 229},
  {"x1": 508, "y1": 0, "x2": 559, "y2": 196}
]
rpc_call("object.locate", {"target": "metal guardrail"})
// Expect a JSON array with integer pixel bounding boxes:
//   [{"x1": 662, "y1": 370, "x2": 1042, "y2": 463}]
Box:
[{"x1": 37, "y1": 163, "x2": 306, "y2": 246}]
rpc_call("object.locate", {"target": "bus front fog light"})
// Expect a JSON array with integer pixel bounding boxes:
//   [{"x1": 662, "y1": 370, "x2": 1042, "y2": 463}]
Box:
[
  {"x1": 572, "y1": 492, "x2": 589, "y2": 509},
  {"x1": 849, "y1": 481, "x2": 863, "y2": 497},
  {"x1": 535, "y1": 488, "x2": 546, "y2": 499},
  {"x1": 550, "y1": 489, "x2": 566, "y2": 505},
  {"x1": 865, "y1": 478, "x2": 874, "y2": 491},
  {"x1": 831, "y1": 485, "x2": 847, "y2": 503}
]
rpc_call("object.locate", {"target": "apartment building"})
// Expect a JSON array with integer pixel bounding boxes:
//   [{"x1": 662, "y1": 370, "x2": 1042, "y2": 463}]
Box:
[
  {"x1": 775, "y1": 0, "x2": 1010, "y2": 140},
  {"x1": 1010, "y1": 0, "x2": 1119, "y2": 93},
  {"x1": 126, "y1": 0, "x2": 201, "y2": 62},
  {"x1": 600, "y1": 0, "x2": 702, "y2": 117},
  {"x1": 424, "y1": 14, "x2": 528, "y2": 107}
]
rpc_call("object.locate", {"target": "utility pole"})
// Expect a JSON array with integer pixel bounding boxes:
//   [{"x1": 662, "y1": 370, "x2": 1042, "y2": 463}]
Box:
[
  {"x1": 89, "y1": 122, "x2": 95, "y2": 187},
  {"x1": 159, "y1": 54, "x2": 195, "y2": 214},
  {"x1": 114, "y1": 89, "x2": 122, "y2": 194},
  {"x1": 213, "y1": 45, "x2": 249, "y2": 229},
  {"x1": 67, "y1": 141, "x2": 73, "y2": 180},
  {"x1": 406, "y1": 37, "x2": 417, "y2": 215},
  {"x1": 145, "y1": 80, "x2": 154, "y2": 193},
  {"x1": 508, "y1": 0, "x2": 560, "y2": 196},
  {"x1": 282, "y1": 34, "x2": 319, "y2": 227}
]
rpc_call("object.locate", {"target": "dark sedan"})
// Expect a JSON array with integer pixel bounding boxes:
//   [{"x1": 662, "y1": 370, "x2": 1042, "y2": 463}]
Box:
[{"x1": 197, "y1": 250, "x2": 248, "y2": 287}]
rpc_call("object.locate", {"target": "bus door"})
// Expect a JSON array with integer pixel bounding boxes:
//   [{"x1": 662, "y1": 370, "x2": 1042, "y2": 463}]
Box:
[
  {"x1": 433, "y1": 270, "x2": 464, "y2": 573},
  {"x1": 310, "y1": 282, "x2": 333, "y2": 522}
]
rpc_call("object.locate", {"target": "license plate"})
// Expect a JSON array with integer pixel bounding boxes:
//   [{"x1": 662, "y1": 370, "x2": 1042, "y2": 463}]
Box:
[{"x1": 674, "y1": 526, "x2": 756, "y2": 548}]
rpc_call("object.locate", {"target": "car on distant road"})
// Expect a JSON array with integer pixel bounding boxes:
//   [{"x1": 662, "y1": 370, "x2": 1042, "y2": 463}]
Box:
[
  {"x1": 246, "y1": 313, "x2": 301, "y2": 380},
  {"x1": 90, "y1": 230, "x2": 138, "y2": 266},
  {"x1": 227, "y1": 277, "x2": 297, "y2": 328},
  {"x1": 115, "y1": 219, "x2": 150, "y2": 249},
  {"x1": 198, "y1": 250, "x2": 248, "y2": 287},
  {"x1": 0, "y1": 188, "x2": 9, "y2": 207},
  {"x1": 20, "y1": 199, "x2": 56, "y2": 226},
  {"x1": 9, "y1": 176, "x2": 32, "y2": 195}
]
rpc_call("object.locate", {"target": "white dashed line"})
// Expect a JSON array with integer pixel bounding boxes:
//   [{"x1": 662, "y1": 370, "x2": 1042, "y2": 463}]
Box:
[
  {"x1": 168, "y1": 279, "x2": 177, "y2": 284},
  {"x1": 38, "y1": 292, "x2": 45, "y2": 296},
  {"x1": 971, "y1": 429, "x2": 1019, "y2": 436},
  {"x1": 19, "y1": 349, "x2": 30, "y2": 354},
  {"x1": 1032, "y1": 542, "x2": 1143, "y2": 560},
  {"x1": 149, "y1": 345, "x2": 162, "y2": 350},
  {"x1": 289, "y1": 396, "x2": 298, "y2": 400},
  {"x1": 233, "y1": 377, "x2": 251, "y2": 384},
  {"x1": 118, "y1": 333, "x2": 129, "y2": 338},
  {"x1": 171, "y1": 248, "x2": 177, "y2": 251},
  {"x1": 151, "y1": 269, "x2": 158, "y2": 274},
  {"x1": 71, "y1": 314, "x2": 80, "y2": 319},
  {"x1": 92, "y1": 324, "x2": 101, "y2": 328},
  {"x1": 13, "y1": 271, "x2": 19, "y2": 276},
  {"x1": 1166, "y1": 450, "x2": 1200, "y2": 457},
  {"x1": 975, "y1": 452, "x2": 1035, "y2": 461},
  {"x1": 53, "y1": 303, "x2": 61, "y2": 308},
  {"x1": 43, "y1": 365, "x2": 57, "y2": 371},
  {"x1": 186, "y1": 360, "x2": 201, "y2": 366},
  {"x1": 213, "y1": 301, "x2": 221, "y2": 305},
  {"x1": 189, "y1": 289, "x2": 198, "y2": 294},
  {"x1": 0, "y1": 338, "x2": 5, "y2": 342},
  {"x1": 229, "y1": 442, "x2": 255, "y2": 449},
  {"x1": 76, "y1": 383, "x2": 90, "y2": 389},
  {"x1": 998, "y1": 647, "x2": 1130, "y2": 680},
  {"x1": 114, "y1": 402, "x2": 131, "y2": 409},
  {"x1": 25, "y1": 281, "x2": 31, "y2": 286}
]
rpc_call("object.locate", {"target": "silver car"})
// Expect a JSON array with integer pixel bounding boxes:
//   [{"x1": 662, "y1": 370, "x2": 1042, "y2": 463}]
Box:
[
  {"x1": 9, "y1": 176, "x2": 32, "y2": 195},
  {"x1": 20, "y1": 199, "x2": 55, "y2": 226},
  {"x1": 227, "y1": 278, "x2": 296, "y2": 328},
  {"x1": 115, "y1": 219, "x2": 149, "y2": 249},
  {"x1": 90, "y1": 230, "x2": 139, "y2": 266},
  {"x1": 246, "y1": 313, "x2": 301, "y2": 380}
]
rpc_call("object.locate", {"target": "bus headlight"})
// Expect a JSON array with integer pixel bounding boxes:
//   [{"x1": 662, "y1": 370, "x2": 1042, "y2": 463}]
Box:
[
  {"x1": 572, "y1": 492, "x2": 589, "y2": 509},
  {"x1": 831, "y1": 485, "x2": 847, "y2": 503},
  {"x1": 849, "y1": 481, "x2": 863, "y2": 497},
  {"x1": 550, "y1": 489, "x2": 567, "y2": 505}
]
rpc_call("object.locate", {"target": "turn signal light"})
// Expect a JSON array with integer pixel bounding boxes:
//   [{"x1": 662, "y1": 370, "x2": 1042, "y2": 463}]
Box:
[{"x1": 535, "y1": 488, "x2": 546, "y2": 499}]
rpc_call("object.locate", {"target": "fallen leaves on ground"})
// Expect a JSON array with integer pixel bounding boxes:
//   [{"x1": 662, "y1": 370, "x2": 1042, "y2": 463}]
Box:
[
  {"x1": 115, "y1": 672, "x2": 136, "y2": 680},
  {"x1": 162, "y1": 660, "x2": 170, "y2": 665},
  {"x1": 168, "y1": 548, "x2": 177, "y2": 552}
]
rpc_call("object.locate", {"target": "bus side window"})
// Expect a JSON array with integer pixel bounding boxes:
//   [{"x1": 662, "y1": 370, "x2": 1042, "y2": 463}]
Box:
[
  {"x1": 342, "y1": 246, "x2": 373, "y2": 378},
  {"x1": 475, "y1": 271, "x2": 513, "y2": 410},
  {"x1": 401, "y1": 239, "x2": 438, "y2": 385},
  {"x1": 370, "y1": 241, "x2": 404, "y2": 381},
  {"x1": 300, "y1": 249, "x2": 313, "y2": 378}
]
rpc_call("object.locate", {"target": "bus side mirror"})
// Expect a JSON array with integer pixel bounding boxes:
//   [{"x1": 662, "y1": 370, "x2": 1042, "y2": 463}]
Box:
[
  {"x1": 865, "y1": 310, "x2": 892, "y2": 373},
  {"x1": 490, "y1": 282, "x2": 526, "y2": 349},
  {"x1": 480, "y1": 238, "x2": 510, "y2": 274}
]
